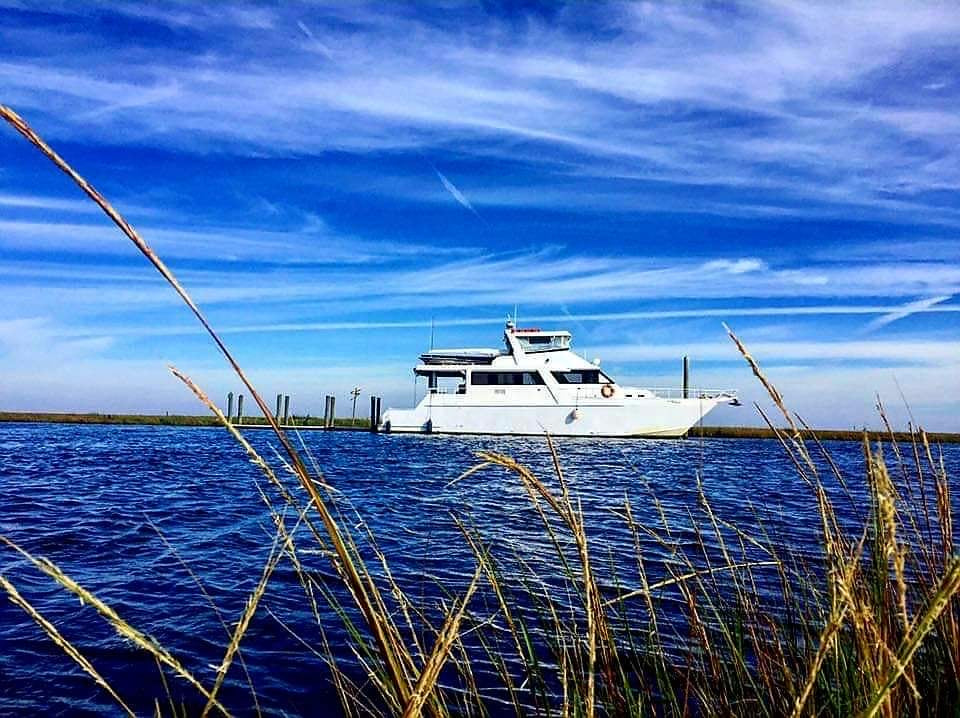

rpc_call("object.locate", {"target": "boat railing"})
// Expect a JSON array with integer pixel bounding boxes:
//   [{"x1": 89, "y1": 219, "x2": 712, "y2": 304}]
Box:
[
  {"x1": 426, "y1": 384, "x2": 737, "y2": 400},
  {"x1": 623, "y1": 387, "x2": 739, "y2": 400}
]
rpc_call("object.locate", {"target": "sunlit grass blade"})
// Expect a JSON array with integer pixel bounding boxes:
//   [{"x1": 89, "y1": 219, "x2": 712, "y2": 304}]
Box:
[
  {"x1": 401, "y1": 563, "x2": 483, "y2": 718},
  {"x1": 201, "y1": 528, "x2": 284, "y2": 717},
  {"x1": 0, "y1": 535, "x2": 230, "y2": 715},
  {"x1": 0, "y1": 575, "x2": 136, "y2": 717}
]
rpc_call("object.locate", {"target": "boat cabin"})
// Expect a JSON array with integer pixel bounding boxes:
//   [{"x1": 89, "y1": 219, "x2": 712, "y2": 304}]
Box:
[{"x1": 412, "y1": 321, "x2": 607, "y2": 399}]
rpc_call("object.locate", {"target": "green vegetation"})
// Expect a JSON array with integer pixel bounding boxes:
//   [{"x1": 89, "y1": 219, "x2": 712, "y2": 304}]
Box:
[
  {"x1": 1, "y1": 105, "x2": 958, "y2": 717},
  {"x1": 0, "y1": 412, "x2": 369, "y2": 429},
  {"x1": 0, "y1": 411, "x2": 221, "y2": 426},
  {"x1": 694, "y1": 424, "x2": 960, "y2": 444}
]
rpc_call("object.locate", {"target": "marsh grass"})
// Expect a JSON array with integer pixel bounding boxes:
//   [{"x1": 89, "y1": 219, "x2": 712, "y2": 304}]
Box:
[
  {"x1": 1, "y1": 105, "x2": 958, "y2": 716},
  {"x1": 0, "y1": 411, "x2": 363, "y2": 428}
]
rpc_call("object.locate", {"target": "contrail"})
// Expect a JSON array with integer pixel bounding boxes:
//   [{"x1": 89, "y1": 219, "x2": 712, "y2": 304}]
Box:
[
  {"x1": 218, "y1": 302, "x2": 956, "y2": 334},
  {"x1": 296, "y1": 20, "x2": 334, "y2": 60},
  {"x1": 436, "y1": 169, "x2": 481, "y2": 218},
  {"x1": 60, "y1": 301, "x2": 958, "y2": 338},
  {"x1": 863, "y1": 294, "x2": 953, "y2": 333}
]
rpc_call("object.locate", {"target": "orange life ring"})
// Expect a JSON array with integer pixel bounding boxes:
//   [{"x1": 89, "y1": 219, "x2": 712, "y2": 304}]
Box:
[{"x1": 601, "y1": 383, "x2": 615, "y2": 398}]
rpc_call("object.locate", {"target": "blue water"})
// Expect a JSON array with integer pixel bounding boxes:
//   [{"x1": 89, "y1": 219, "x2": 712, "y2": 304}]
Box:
[{"x1": 0, "y1": 423, "x2": 956, "y2": 715}]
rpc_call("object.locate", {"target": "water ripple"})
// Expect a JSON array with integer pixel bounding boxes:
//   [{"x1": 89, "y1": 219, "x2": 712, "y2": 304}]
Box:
[{"x1": 0, "y1": 423, "x2": 957, "y2": 715}]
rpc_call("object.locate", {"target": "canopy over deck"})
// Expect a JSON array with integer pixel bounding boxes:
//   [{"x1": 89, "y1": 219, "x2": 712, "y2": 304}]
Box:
[{"x1": 419, "y1": 348, "x2": 502, "y2": 365}]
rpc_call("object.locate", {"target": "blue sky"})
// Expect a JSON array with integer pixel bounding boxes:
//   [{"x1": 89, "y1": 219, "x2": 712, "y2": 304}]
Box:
[{"x1": 0, "y1": 1, "x2": 958, "y2": 429}]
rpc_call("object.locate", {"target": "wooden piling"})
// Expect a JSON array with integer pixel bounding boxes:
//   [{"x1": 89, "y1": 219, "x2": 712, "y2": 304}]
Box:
[{"x1": 324, "y1": 395, "x2": 336, "y2": 428}]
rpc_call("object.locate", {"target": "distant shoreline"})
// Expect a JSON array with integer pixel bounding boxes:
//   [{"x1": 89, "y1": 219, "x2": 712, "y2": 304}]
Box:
[
  {"x1": 0, "y1": 411, "x2": 338, "y2": 429},
  {"x1": 688, "y1": 425, "x2": 960, "y2": 444},
  {"x1": 1, "y1": 411, "x2": 957, "y2": 443}
]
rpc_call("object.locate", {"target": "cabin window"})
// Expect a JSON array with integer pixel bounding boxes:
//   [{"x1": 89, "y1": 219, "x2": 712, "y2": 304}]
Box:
[
  {"x1": 418, "y1": 370, "x2": 466, "y2": 395},
  {"x1": 551, "y1": 370, "x2": 606, "y2": 384},
  {"x1": 471, "y1": 371, "x2": 544, "y2": 386}
]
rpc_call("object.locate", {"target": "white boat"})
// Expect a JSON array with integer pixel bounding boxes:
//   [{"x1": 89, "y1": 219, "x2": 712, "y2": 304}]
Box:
[{"x1": 380, "y1": 321, "x2": 738, "y2": 437}]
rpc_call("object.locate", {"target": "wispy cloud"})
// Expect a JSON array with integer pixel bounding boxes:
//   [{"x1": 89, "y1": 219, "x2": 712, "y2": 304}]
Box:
[
  {"x1": 4, "y1": 244, "x2": 959, "y2": 326},
  {"x1": 592, "y1": 339, "x2": 960, "y2": 366},
  {"x1": 0, "y1": 316, "x2": 114, "y2": 364},
  {"x1": 0, "y1": 193, "x2": 99, "y2": 214},
  {"x1": 0, "y1": 217, "x2": 477, "y2": 265},
  {"x1": 2, "y1": 3, "x2": 959, "y2": 219},
  {"x1": 78, "y1": 81, "x2": 181, "y2": 120},
  {"x1": 48, "y1": 302, "x2": 959, "y2": 340}
]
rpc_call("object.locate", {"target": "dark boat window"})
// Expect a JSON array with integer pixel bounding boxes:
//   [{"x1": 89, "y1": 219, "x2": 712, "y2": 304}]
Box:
[
  {"x1": 471, "y1": 371, "x2": 545, "y2": 386},
  {"x1": 551, "y1": 370, "x2": 605, "y2": 384}
]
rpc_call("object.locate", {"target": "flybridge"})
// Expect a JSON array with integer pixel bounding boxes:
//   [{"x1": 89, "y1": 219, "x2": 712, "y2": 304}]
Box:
[
  {"x1": 420, "y1": 322, "x2": 572, "y2": 365},
  {"x1": 513, "y1": 331, "x2": 570, "y2": 353},
  {"x1": 506, "y1": 321, "x2": 572, "y2": 354}
]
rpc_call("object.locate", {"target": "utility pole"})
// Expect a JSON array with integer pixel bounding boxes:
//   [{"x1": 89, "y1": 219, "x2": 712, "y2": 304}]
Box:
[{"x1": 350, "y1": 386, "x2": 362, "y2": 426}]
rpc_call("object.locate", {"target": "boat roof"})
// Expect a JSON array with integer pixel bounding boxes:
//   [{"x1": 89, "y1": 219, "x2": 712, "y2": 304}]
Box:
[
  {"x1": 511, "y1": 327, "x2": 571, "y2": 337},
  {"x1": 419, "y1": 348, "x2": 503, "y2": 365}
]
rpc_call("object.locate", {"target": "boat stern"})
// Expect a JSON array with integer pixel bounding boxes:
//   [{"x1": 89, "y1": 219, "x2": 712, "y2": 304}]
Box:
[{"x1": 379, "y1": 405, "x2": 432, "y2": 433}]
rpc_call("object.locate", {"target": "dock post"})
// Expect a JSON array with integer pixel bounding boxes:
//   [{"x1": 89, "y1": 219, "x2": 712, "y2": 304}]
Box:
[
  {"x1": 283, "y1": 395, "x2": 290, "y2": 423},
  {"x1": 237, "y1": 394, "x2": 244, "y2": 424},
  {"x1": 682, "y1": 356, "x2": 690, "y2": 399},
  {"x1": 227, "y1": 392, "x2": 234, "y2": 422}
]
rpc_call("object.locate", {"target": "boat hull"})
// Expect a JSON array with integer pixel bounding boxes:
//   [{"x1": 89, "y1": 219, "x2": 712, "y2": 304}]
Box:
[{"x1": 381, "y1": 397, "x2": 725, "y2": 438}]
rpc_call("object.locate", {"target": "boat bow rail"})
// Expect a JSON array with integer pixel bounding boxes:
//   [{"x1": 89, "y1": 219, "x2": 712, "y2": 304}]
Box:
[{"x1": 625, "y1": 387, "x2": 740, "y2": 401}]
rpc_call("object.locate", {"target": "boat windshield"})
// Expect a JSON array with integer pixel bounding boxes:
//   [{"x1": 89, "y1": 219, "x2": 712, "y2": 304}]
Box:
[{"x1": 516, "y1": 334, "x2": 569, "y2": 352}]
